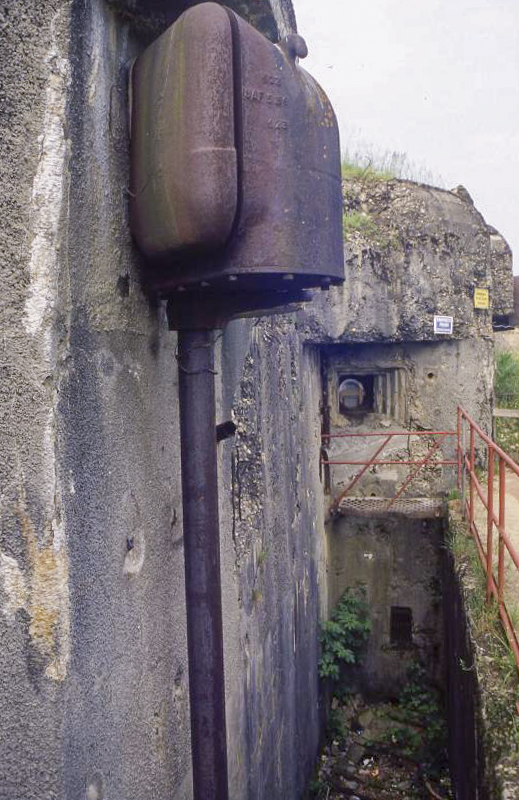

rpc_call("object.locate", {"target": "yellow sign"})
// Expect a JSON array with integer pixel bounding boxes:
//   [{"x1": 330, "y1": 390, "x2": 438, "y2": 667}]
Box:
[{"x1": 474, "y1": 288, "x2": 489, "y2": 309}]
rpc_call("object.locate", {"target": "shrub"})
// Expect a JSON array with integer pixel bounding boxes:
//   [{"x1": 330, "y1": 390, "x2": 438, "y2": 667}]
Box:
[{"x1": 318, "y1": 586, "x2": 371, "y2": 681}]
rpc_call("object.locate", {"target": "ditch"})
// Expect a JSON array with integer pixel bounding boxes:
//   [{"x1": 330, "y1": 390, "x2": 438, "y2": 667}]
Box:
[
  {"x1": 306, "y1": 510, "x2": 519, "y2": 800},
  {"x1": 308, "y1": 585, "x2": 451, "y2": 800}
]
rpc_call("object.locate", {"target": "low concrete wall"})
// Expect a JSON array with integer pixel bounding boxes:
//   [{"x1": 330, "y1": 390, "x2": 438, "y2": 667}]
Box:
[
  {"x1": 328, "y1": 515, "x2": 444, "y2": 696},
  {"x1": 445, "y1": 505, "x2": 519, "y2": 800},
  {"x1": 442, "y1": 542, "x2": 486, "y2": 800}
]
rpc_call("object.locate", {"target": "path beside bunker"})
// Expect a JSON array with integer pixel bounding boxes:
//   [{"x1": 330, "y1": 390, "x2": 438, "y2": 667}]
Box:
[{"x1": 472, "y1": 466, "x2": 519, "y2": 633}]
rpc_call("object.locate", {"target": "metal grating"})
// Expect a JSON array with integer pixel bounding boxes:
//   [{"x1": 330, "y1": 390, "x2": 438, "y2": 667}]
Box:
[{"x1": 336, "y1": 496, "x2": 445, "y2": 519}]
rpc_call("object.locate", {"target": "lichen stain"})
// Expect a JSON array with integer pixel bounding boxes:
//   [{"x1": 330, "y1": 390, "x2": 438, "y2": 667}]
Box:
[{"x1": 15, "y1": 495, "x2": 70, "y2": 681}]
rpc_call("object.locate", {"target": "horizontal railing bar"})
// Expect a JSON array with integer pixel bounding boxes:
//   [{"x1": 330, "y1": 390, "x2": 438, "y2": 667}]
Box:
[
  {"x1": 469, "y1": 517, "x2": 519, "y2": 673},
  {"x1": 322, "y1": 430, "x2": 456, "y2": 439},
  {"x1": 463, "y1": 461, "x2": 519, "y2": 570},
  {"x1": 322, "y1": 459, "x2": 457, "y2": 466},
  {"x1": 460, "y1": 407, "x2": 519, "y2": 680},
  {"x1": 460, "y1": 407, "x2": 519, "y2": 474}
]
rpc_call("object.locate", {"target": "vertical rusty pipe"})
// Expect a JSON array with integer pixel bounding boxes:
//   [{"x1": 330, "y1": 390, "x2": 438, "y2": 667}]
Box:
[
  {"x1": 486, "y1": 445, "x2": 494, "y2": 602},
  {"x1": 177, "y1": 328, "x2": 229, "y2": 800}
]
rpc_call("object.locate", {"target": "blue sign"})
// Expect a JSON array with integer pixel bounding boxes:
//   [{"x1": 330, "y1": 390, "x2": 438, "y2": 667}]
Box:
[{"x1": 433, "y1": 315, "x2": 453, "y2": 334}]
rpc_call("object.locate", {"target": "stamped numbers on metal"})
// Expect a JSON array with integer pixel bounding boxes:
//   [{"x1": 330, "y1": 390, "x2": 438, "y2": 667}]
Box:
[
  {"x1": 262, "y1": 73, "x2": 281, "y2": 86},
  {"x1": 268, "y1": 118, "x2": 288, "y2": 130},
  {"x1": 243, "y1": 87, "x2": 288, "y2": 107}
]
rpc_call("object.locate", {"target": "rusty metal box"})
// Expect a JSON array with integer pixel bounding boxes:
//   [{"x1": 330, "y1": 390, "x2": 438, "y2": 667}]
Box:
[{"x1": 130, "y1": 2, "x2": 344, "y2": 298}]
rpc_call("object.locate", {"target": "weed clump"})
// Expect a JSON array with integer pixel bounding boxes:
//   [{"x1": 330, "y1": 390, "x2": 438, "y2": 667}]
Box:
[
  {"x1": 318, "y1": 586, "x2": 371, "y2": 682},
  {"x1": 342, "y1": 160, "x2": 394, "y2": 183}
]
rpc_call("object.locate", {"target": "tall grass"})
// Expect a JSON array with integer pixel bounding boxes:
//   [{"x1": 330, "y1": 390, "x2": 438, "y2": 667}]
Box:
[
  {"x1": 494, "y1": 352, "x2": 519, "y2": 460},
  {"x1": 495, "y1": 352, "x2": 519, "y2": 408},
  {"x1": 341, "y1": 144, "x2": 444, "y2": 187}
]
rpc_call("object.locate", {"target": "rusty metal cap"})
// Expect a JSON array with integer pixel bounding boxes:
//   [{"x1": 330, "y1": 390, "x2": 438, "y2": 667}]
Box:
[{"x1": 130, "y1": 3, "x2": 238, "y2": 258}]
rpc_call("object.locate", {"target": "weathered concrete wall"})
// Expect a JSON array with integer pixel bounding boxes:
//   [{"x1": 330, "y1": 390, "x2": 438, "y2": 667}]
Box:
[
  {"x1": 217, "y1": 322, "x2": 326, "y2": 799},
  {"x1": 442, "y1": 534, "x2": 486, "y2": 800},
  {"x1": 299, "y1": 177, "x2": 499, "y2": 344},
  {"x1": 0, "y1": 1, "x2": 329, "y2": 799},
  {"x1": 296, "y1": 176, "x2": 501, "y2": 502},
  {"x1": 489, "y1": 227, "x2": 514, "y2": 319},
  {"x1": 321, "y1": 338, "x2": 492, "y2": 498},
  {"x1": 1, "y1": 2, "x2": 513, "y2": 799},
  {"x1": 328, "y1": 516, "x2": 444, "y2": 696},
  {"x1": 0, "y1": 3, "x2": 72, "y2": 796}
]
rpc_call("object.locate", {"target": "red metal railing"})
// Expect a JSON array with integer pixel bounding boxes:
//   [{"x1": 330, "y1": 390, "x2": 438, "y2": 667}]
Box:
[
  {"x1": 323, "y1": 412, "x2": 519, "y2": 677},
  {"x1": 322, "y1": 429, "x2": 457, "y2": 513},
  {"x1": 457, "y1": 407, "x2": 519, "y2": 672}
]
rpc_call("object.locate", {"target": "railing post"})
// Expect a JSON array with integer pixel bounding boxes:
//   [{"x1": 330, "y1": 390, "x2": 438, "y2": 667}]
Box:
[
  {"x1": 457, "y1": 407, "x2": 462, "y2": 491},
  {"x1": 486, "y1": 444, "x2": 494, "y2": 603},
  {"x1": 498, "y1": 456, "x2": 506, "y2": 605},
  {"x1": 469, "y1": 425, "x2": 475, "y2": 529},
  {"x1": 460, "y1": 413, "x2": 466, "y2": 516}
]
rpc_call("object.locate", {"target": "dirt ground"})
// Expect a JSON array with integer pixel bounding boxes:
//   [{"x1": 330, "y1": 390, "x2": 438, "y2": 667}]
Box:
[{"x1": 309, "y1": 692, "x2": 452, "y2": 800}]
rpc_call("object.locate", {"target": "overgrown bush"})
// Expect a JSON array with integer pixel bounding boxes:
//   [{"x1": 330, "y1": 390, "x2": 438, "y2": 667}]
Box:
[{"x1": 318, "y1": 587, "x2": 371, "y2": 681}]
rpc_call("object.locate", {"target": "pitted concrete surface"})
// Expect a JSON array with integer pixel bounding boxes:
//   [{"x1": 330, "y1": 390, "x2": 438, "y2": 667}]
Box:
[
  {"x1": 0, "y1": 2, "x2": 72, "y2": 797},
  {"x1": 299, "y1": 176, "x2": 503, "y2": 344},
  {"x1": 0, "y1": 1, "x2": 512, "y2": 799},
  {"x1": 1, "y1": 1, "x2": 328, "y2": 799}
]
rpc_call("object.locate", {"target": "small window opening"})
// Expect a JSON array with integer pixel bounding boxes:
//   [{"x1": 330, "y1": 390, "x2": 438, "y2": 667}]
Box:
[
  {"x1": 338, "y1": 374, "x2": 374, "y2": 415},
  {"x1": 390, "y1": 606, "x2": 413, "y2": 646}
]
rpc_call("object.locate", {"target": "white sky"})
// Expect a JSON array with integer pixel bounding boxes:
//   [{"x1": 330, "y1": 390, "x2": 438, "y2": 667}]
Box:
[{"x1": 294, "y1": 0, "x2": 519, "y2": 272}]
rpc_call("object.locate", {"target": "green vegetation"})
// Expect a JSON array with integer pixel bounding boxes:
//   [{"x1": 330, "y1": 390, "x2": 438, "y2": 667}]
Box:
[
  {"x1": 341, "y1": 145, "x2": 443, "y2": 186},
  {"x1": 310, "y1": 590, "x2": 453, "y2": 799},
  {"x1": 341, "y1": 158, "x2": 394, "y2": 245},
  {"x1": 341, "y1": 160, "x2": 394, "y2": 182},
  {"x1": 495, "y1": 352, "x2": 519, "y2": 407},
  {"x1": 342, "y1": 209, "x2": 378, "y2": 238},
  {"x1": 446, "y1": 488, "x2": 461, "y2": 501},
  {"x1": 318, "y1": 586, "x2": 371, "y2": 682},
  {"x1": 448, "y1": 514, "x2": 519, "y2": 753},
  {"x1": 393, "y1": 663, "x2": 450, "y2": 781},
  {"x1": 494, "y1": 352, "x2": 519, "y2": 459}
]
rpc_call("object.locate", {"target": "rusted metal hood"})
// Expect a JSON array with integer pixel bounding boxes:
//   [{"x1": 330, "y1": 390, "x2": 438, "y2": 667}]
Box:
[{"x1": 130, "y1": 1, "x2": 344, "y2": 299}]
